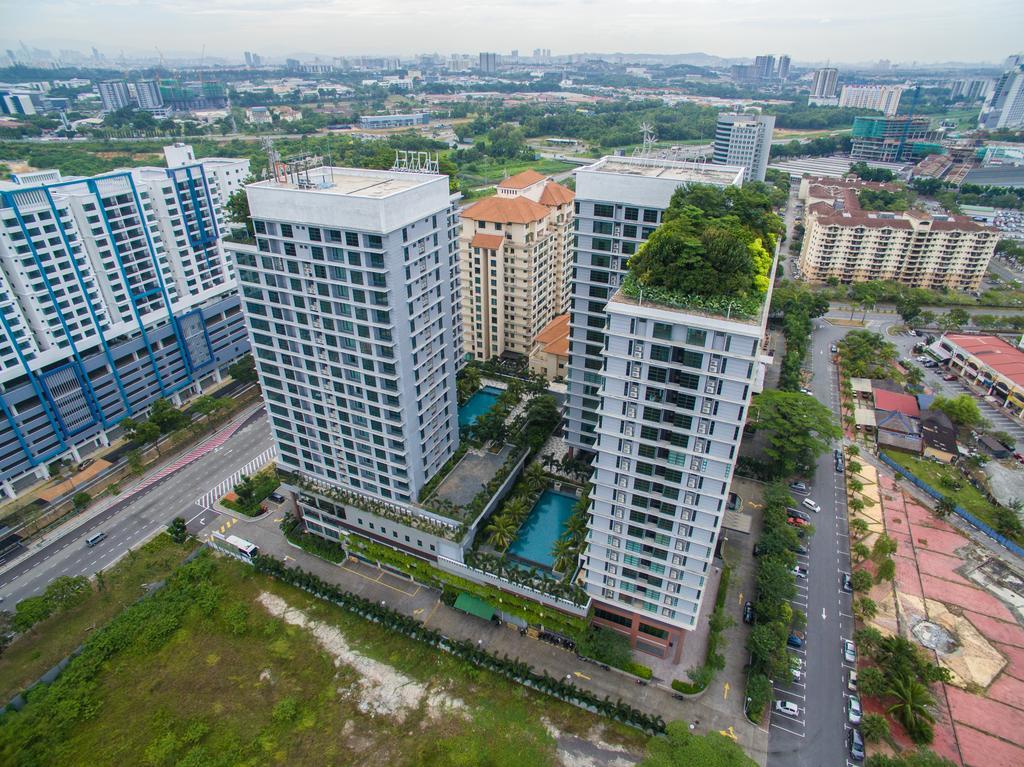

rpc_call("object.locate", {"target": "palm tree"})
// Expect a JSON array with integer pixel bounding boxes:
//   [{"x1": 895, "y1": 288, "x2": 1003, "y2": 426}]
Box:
[
  {"x1": 485, "y1": 515, "x2": 519, "y2": 551},
  {"x1": 860, "y1": 713, "x2": 890, "y2": 743},
  {"x1": 935, "y1": 497, "x2": 956, "y2": 519},
  {"x1": 885, "y1": 674, "x2": 936, "y2": 736},
  {"x1": 851, "y1": 518, "x2": 869, "y2": 538},
  {"x1": 854, "y1": 597, "x2": 878, "y2": 621},
  {"x1": 552, "y1": 538, "x2": 577, "y2": 573},
  {"x1": 847, "y1": 444, "x2": 861, "y2": 458}
]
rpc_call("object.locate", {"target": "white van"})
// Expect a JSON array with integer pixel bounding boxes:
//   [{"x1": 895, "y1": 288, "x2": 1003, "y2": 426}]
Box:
[{"x1": 85, "y1": 531, "x2": 106, "y2": 547}]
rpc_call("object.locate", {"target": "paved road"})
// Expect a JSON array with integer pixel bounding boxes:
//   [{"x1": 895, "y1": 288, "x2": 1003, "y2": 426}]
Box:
[
  {"x1": 0, "y1": 413, "x2": 274, "y2": 605},
  {"x1": 767, "y1": 320, "x2": 857, "y2": 767}
]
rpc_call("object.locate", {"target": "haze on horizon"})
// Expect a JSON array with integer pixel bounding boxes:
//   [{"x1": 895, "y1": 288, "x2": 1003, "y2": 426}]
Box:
[{"x1": 1, "y1": 0, "x2": 1021, "y2": 65}]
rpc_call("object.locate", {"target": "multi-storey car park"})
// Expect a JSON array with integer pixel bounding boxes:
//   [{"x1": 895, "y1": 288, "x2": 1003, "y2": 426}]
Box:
[
  {"x1": 0, "y1": 149, "x2": 251, "y2": 498},
  {"x1": 563, "y1": 156, "x2": 745, "y2": 455}
]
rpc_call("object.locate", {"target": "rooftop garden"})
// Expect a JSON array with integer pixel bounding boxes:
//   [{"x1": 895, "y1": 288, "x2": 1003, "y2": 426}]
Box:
[{"x1": 621, "y1": 183, "x2": 784, "y2": 320}]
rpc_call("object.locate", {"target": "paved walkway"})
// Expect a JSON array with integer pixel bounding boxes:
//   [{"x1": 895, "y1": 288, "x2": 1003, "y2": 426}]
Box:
[{"x1": 211, "y1": 511, "x2": 770, "y2": 765}]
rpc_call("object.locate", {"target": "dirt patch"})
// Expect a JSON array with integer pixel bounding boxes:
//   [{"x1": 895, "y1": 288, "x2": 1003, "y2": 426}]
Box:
[
  {"x1": 256, "y1": 592, "x2": 466, "y2": 722},
  {"x1": 542, "y1": 719, "x2": 641, "y2": 767},
  {"x1": 912, "y1": 620, "x2": 960, "y2": 654}
]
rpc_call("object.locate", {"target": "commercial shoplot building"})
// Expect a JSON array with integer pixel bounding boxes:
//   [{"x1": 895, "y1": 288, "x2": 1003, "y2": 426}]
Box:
[
  {"x1": 935, "y1": 334, "x2": 1024, "y2": 419},
  {"x1": 797, "y1": 177, "x2": 998, "y2": 290},
  {"x1": 0, "y1": 151, "x2": 251, "y2": 497}
]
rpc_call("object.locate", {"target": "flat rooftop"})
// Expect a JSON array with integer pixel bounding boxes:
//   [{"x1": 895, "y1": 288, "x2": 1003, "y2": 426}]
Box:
[
  {"x1": 249, "y1": 166, "x2": 445, "y2": 199},
  {"x1": 608, "y1": 285, "x2": 765, "y2": 326},
  {"x1": 583, "y1": 155, "x2": 744, "y2": 185}
]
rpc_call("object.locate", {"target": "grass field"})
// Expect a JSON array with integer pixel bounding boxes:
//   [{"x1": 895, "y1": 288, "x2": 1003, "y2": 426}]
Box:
[
  {"x1": 0, "y1": 553, "x2": 648, "y2": 767},
  {"x1": 882, "y1": 451, "x2": 1015, "y2": 538},
  {"x1": 0, "y1": 533, "x2": 193, "y2": 703},
  {"x1": 457, "y1": 157, "x2": 576, "y2": 189}
]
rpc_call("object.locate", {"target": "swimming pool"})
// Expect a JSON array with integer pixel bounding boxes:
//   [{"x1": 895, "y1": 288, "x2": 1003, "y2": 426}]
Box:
[
  {"x1": 507, "y1": 489, "x2": 578, "y2": 570},
  {"x1": 458, "y1": 385, "x2": 503, "y2": 427}
]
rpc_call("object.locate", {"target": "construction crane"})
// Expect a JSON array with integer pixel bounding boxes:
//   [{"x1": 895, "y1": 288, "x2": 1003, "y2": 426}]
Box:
[{"x1": 896, "y1": 83, "x2": 922, "y2": 164}]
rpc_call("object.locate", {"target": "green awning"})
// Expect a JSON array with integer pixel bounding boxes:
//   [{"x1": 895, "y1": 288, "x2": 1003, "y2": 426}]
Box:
[{"x1": 454, "y1": 593, "x2": 496, "y2": 621}]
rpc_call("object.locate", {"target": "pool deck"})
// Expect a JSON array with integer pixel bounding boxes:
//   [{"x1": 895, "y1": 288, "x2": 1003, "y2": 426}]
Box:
[{"x1": 431, "y1": 444, "x2": 514, "y2": 509}]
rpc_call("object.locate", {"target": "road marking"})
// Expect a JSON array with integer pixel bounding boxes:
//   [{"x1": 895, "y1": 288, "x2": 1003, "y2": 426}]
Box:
[
  {"x1": 574, "y1": 671, "x2": 591, "y2": 680},
  {"x1": 718, "y1": 726, "x2": 738, "y2": 741},
  {"x1": 822, "y1": 608, "x2": 827, "y2": 620},
  {"x1": 723, "y1": 681, "x2": 730, "y2": 700},
  {"x1": 737, "y1": 591, "x2": 743, "y2": 606}
]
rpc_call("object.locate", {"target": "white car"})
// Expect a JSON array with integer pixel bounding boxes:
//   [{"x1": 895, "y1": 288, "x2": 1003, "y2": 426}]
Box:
[
  {"x1": 792, "y1": 565, "x2": 808, "y2": 579},
  {"x1": 843, "y1": 639, "x2": 857, "y2": 664},
  {"x1": 801, "y1": 498, "x2": 821, "y2": 514},
  {"x1": 848, "y1": 670, "x2": 858, "y2": 692},
  {"x1": 774, "y1": 700, "x2": 800, "y2": 718},
  {"x1": 790, "y1": 655, "x2": 805, "y2": 672},
  {"x1": 847, "y1": 695, "x2": 862, "y2": 725},
  {"x1": 791, "y1": 668, "x2": 804, "y2": 684}
]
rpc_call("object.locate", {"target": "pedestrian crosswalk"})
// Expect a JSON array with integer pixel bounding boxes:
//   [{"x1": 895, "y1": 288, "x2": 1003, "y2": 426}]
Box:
[{"x1": 194, "y1": 446, "x2": 277, "y2": 510}]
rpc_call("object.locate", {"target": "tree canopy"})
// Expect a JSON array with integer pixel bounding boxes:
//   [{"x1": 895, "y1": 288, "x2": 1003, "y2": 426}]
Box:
[
  {"x1": 930, "y1": 394, "x2": 985, "y2": 427},
  {"x1": 749, "y1": 390, "x2": 842, "y2": 476},
  {"x1": 626, "y1": 184, "x2": 782, "y2": 303}
]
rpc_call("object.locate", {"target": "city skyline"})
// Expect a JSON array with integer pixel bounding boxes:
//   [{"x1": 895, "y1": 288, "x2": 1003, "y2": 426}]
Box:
[{"x1": 2, "y1": 0, "x2": 1022, "y2": 65}]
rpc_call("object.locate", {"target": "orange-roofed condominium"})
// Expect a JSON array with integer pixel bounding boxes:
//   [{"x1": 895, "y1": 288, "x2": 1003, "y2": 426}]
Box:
[{"x1": 460, "y1": 170, "x2": 575, "y2": 362}]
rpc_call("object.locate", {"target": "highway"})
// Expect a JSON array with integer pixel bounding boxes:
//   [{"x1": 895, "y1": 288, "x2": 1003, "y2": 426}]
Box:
[
  {"x1": 0, "y1": 412, "x2": 274, "y2": 606},
  {"x1": 767, "y1": 319, "x2": 857, "y2": 767}
]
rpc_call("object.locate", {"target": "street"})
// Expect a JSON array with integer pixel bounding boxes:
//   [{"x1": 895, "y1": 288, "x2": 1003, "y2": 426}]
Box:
[
  {"x1": 767, "y1": 319, "x2": 857, "y2": 767},
  {"x1": 0, "y1": 412, "x2": 274, "y2": 606}
]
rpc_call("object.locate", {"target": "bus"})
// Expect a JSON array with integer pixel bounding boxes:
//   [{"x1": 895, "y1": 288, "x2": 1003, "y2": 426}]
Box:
[{"x1": 211, "y1": 532, "x2": 259, "y2": 563}]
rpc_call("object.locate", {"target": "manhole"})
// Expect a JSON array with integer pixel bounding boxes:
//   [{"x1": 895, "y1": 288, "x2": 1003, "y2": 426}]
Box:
[{"x1": 912, "y1": 620, "x2": 959, "y2": 654}]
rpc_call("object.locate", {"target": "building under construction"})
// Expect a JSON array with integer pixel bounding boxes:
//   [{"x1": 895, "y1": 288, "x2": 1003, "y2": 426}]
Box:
[{"x1": 849, "y1": 116, "x2": 938, "y2": 163}]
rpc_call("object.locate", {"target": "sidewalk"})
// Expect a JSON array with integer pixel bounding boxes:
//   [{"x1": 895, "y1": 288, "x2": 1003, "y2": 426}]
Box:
[
  {"x1": 225, "y1": 512, "x2": 771, "y2": 765},
  {"x1": 0, "y1": 402, "x2": 265, "y2": 580}
]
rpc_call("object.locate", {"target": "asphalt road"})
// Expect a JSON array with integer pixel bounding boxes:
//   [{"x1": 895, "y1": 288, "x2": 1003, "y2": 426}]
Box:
[
  {"x1": 767, "y1": 320, "x2": 857, "y2": 767},
  {"x1": 0, "y1": 413, "x2": 274, "y2": 605}
]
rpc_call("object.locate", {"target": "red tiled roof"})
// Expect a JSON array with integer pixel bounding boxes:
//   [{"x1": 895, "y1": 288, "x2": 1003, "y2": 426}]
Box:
[
  {"x1": 462, "y1": 195, "x2": 551, "y2": 224},
  {"x1": 471, "y1": 233, "x2": 505, "y2": 250},
  {"x1": 497, "y1": 169, "x2": 546, "y2": 189},
  {"x1": 945, "y1": 334, "x2": 1024, "y2": 388},
  {"x1": 534, "y1": 313, "x2": 570, "y2": 357},
  {"x1": 538, "y1": 181, "x2": 574, "y2": 206},
  {"x1": 873, "y1": 388, "x2": 921, "y2": 417}
]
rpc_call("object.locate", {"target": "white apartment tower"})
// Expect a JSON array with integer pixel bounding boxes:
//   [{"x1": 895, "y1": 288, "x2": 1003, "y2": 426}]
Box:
[
  {"x1": 236, "y1": 166, "x2": 461, "y2": 504},
  {"x1": 979, "y1": 65, "x2": 1024, "y2": 130},
  {"x1": 712, "y1": 112, "x2": 775, "y2": 183},
  {"x1": 564, "y1": 157, "x2": 744, "y2": 454},
  {"x1": 97, "y1": 79, "x2": 131, "y2": 112},
  {"x1": 811, "y1": 68, "x2": 839, "y2": 98},
  {"x1": 584, "y1": 285, "x2": 772, "y2": 660},
  {"x1": 838, "y1": 84, "x2": 905, "y2": 116}
]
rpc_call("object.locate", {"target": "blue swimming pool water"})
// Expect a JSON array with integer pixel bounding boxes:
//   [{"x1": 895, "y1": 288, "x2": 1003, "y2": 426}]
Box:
[
  {"x1": 507, "y1": 489, "x2": 577, "y2": 570},
  {"x1": 458, "y1": 386, "x2": 503, "y2": 427}
]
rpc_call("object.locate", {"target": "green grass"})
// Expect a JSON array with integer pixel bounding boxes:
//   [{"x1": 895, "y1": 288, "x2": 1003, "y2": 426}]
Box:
[
  {"x1": 0, "y1": 554, "x2": 647, "y2": 767},
  {"x1": 457, "y1": 158, "x2": 575, "y2": 189},
  {"x1": 882, "y1": 451, "x2": 1015, "y2": 538},
  {"x1": 0, "y1": 533, "x2": 193, "y2": 702}
]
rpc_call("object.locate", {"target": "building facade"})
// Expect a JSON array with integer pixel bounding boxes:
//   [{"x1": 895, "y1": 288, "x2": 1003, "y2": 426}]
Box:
[
  {"x1": 0, "y1": 155, "x2": 249, "y2": 497},
  {"x1": 97, "y1": 79, "x2": 130, "y2": 112},
  {"x1": 849, "y1": 116, "x2": 935, "y2": 163},
  {"x1": 712, "y1": 112, "x2": 774, "y2": 183},
  {"x1": 936, "y1": 334, "x2": 1024, "y2": 419},
  {"x1": 236, "y1": 166, "x2": 461, "y2": 506},
  {"x1": 479, "y1": 52, "x2": 498, "y2": 74},
  {"x1": 838, "y1": 84, "x2": 905, "y2": 116},
  {"x1": 459, "y1": 170, "x2": 573, "y2": 361},
  {"x1": 163, "y1": 143, "x2": 251, "y2": 200},
  {"x1": 583, "y1": 289, "x2": 772, "y2": 659},
  {"x1": 563, "y1": 157, "x2": 744, "y2": 454},
  {"x1": 358, "y1": 113, "x2": 431, "y2": 129},
  {"x1": 810, "y1": 67, "x2": 839, "y2": 98},
  {"x1": 528, "y1": 313, "x2": 569, "y2": 380},
  {"x1": 135, "y1": 79, "x2": 164, "y2": 112},
  {"x1": 980, "y1": 65, "x2": 1024, "y2": 130},
  {"x1": 797, "y1": 177, "x2": 998, "y2": 291}
]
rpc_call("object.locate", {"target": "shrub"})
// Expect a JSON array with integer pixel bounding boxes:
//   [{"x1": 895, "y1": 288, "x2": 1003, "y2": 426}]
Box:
[
  {"x1": 576, "y1": 625, "x2": 633, "y2": 670},
  {"x1": 625, "y1": 662, "x2": 653, "y2": 680},
  {"x1": 746, "y1": 673, "x2": 772, "y2": 721}
]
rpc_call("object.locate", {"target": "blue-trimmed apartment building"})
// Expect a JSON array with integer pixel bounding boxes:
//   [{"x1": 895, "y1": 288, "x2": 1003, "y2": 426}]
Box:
[{"x1": 0, "y1": 156, "x2": 251, "y2": 498}]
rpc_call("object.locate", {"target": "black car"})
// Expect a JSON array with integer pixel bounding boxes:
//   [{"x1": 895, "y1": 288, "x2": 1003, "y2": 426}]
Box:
[
  {"x1": 790, "y1": 544, "x2": 808, "y2": 555},
  {"x1": 842, "y1": 572, "x2": 853, "y2": 592},
  {"x1": 743, "y1": 601, "x2": 755, "y2": 625},
  {"x1": 753, "y1": 543, "x2": 765, "y2": 557},
  {"x1": 269, "y1": 492, "x2": 286, "y2": 504},
  {"x1": 849, "y1": 728, "x2": 865, "y2": 762}
]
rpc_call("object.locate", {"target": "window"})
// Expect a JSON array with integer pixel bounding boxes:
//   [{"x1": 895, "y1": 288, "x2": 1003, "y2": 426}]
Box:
[
  {"x1": 643, "y1": 209, "x2": 659, "y2": 223},
  {"x1": 593, "y1": 203, "x2": 614, "y2": 218},
  {"x1": 593, "y1": 221, "x2": 614, "y2": 235},
  {"x1": 686, "y1": 328, "x2": 707, "y2": 346},
  {"x1": 652, "y1": 322, "x2": 672, "y2": 340},
  {"x1": 624, "y1": 207, "x2": 639, "y2": 221}
]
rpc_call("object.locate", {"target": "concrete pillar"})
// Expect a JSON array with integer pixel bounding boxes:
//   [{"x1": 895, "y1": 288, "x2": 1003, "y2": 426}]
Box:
[
  {"x1": 34, "y1": 464, "x2": 50, "y2": 481},
  {"x1": 2, "y1": 479, "x2": 14, "y2": 499},
  {"x1": 68, "y1": 444, "x2": 81, "y2": 462},
  {"x1": 171, "y1": 392, "x2": 182, "y2": 407},
  {"x1": 97, "y1": 431, "x2": 110, "y2": 447},
  {"x1": 213, "y1": 368, "x2": 223, "y2": 383}
]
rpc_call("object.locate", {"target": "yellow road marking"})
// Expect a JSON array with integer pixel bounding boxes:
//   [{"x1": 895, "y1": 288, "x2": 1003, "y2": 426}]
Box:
[
  {"x1": 422, "y1": 600, "x2": 440, "y2": 626},
  {"x1": 340, "y1": 564, "x2": 417, "y2": 596},
  {"x1": 574, "y1": 671, "x2": 591, "y2": 680},
  {"x1": 719, "y1": 726, "x2": 737, "y2": 741},
  {"x1": 737, "y1": 591, "x2": 743, "y2": 606},
  {"x1": 723, "y1": 681, "x2": 731, "y2": 700}
]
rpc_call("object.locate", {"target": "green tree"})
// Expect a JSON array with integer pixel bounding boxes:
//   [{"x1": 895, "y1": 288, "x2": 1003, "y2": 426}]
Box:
[
  {"x1": 119, "y1": 417, "x2": 139, "y2": 441},
  {"x1": 852, "y1": 542, "x2": 871, "y2": 562},
  {"x1": 917, "y1": 310, "x2": 936, "y2": 327},
  {"x1": 148, "y1": 398, "x2": 187, "y2": 433},
  {"x1": 192, "y1": 395, "x2": 225, "y2": 423},
  {"x1": 639, "y1": 721, "x2": 756, "y2": 766},
  {"x1": 127, "y1": 449, "x2": 144, "y2": 475},
  {"x1": 575, "y1": 626, "x2": 633, "y2": 669},
  {"x1": 897, "y1": 297, "x2": 922, "y2": 324},
  {"x1": 938, "y1": 308, "x2": 970, "y2": 333},
  {"x1": 135, "y1": 421, "x2": 161, "y2": 455},
  {"x1": 861, "y1": 712, "x2": 890, "y2": 743},
  {"x1": 167, "y1": 517, "x2": 188, "y2": 544},
  {"x1": 852, "y1": 570, "x2": 874, "y2": 592},
  {"x1": 224, "y1": 176, "x2": 257, "y2": 235},
  {"x1": 886, "y1": 674, "x2": 936, "y2": 744},
  {"x1": 876, "y1": 558, "x2": 896, "y2": 583},
  {"x1": 851, "y1": 518, "x2": 869, "y2": 537},
  {"x1": 871, "y1": 534, "x2": 898, "y2": 562},
  {"x1": 934, "y1": 497, "x2": 955, "y2": 519},
  {"x1": 930, "y1": 394, "x2": 984, "y2": 427},
  {"x1": 854, "y1": 597, "x2": 878, "y2": 621},
  {"x1": 227, "y1": 354, "x2": 257, "y2": 384},
  {"x1": 858, "y1": 666, "x2": 888, "y2": 698},
  {"x1": 749, "y1": 390, "x2": 841, "y2": 476},
  {"x1": 484, "y1": 514, "x2": 518, "y2": 550},
  {"x1": 72, "y1": 491, "x2": 91, "y2": 511}
]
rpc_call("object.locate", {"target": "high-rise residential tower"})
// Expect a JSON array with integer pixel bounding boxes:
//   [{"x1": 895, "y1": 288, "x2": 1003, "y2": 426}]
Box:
[
  {"x1": 563, "y1": 157, "x2": 745, "y2": 454},
  {"x1": 459, "y1": 170, "x2": 574, "y2": 362},
  {"x1": 838, "y1": 84, "x2": 905, "y2": 116},
  {"x1": 979, "y1": 65, "x2": 1024, "y2": 130},
  {"x1": 776, "y1": 55, "x2": 791, "y2": 81},
  {"x1": 235, "y1": 165, "x2": 462, "y2": 510},
  {"x1": 712, "y1": 112, "x2": 775, "y2": 183},
  {"x1": 134, "y1": 79, "x2": 164, "y2": 112},
  {"x1": 97, "y1": 79, "x2": 131, "y2": 112},
  {"x1": 0, "y1": 153, "x2": 249, "y2": 497},
  {"x1": 810, "y1": 67, "x2": 839, "y2": 98}
]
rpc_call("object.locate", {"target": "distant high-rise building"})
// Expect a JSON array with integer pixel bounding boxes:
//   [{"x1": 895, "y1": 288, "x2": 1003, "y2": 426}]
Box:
[
  {"x1": 776, "y1": 55, "x2": 791, "y2": 81},
  {"x1": 236, "y1": 165, "x2": 462, "y2": 512},
  {"x1": 849, "y1": 116, "x2": 935, "y2": 162},
  {"x1": 979, "y1": 65, "x2": 1024, "y2": 130},
  {"x1": 134, "y1": 79, "x2": 163, "y2": 111},
  {"x1": 244, "y1": 51, "x2": 253, "y2": 66},
  {"x1": 712, "y1": 112, "x2": 774, "y2": 183},
  {"x1": 98, "y1": 79, "x2": 131, "y2": 112},
  {"x1": 950, "y1": 78, "x2": 992, "y2": 102},
  {"x1": 459, "y1": 170, "x2": 574, "y2": 361},
  {"x1": 564, "y1": 157, "x2": 745, "y2": 453},
  {"x1": 838, "y1": 84, "x2": 905, "y2": 116},
  {"x1": 753, "y1": 55, "x2": 775, "y2": 80},
  {"x1": 810, "y1": 67, "x2": 839, "y2": 98},
  {"x1": 252, "y1": 53, "x2": 262, "y2": 67},
  {"x1": 479, "y1": 52, "x2": 498, "y2": 74}
]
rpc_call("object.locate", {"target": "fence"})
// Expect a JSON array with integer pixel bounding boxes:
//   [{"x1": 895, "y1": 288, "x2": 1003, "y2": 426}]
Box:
[{"x1": 878, "y1": 453, "x2": 1024, "y2": 559}]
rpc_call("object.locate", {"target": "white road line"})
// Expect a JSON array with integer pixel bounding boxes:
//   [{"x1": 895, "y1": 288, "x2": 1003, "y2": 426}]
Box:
[{"x1": 770, "y1": 721, "x2": 806, "y2": 738}]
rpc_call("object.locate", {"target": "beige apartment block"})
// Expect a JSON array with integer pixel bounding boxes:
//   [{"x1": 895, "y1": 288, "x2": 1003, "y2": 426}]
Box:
[
  {"x1": 797, "y1": 177, "x2": 998, "y2": 291},
  {"x1": 528, "y1": 313, "x2": 569, "y2": 380},
  {"x1": 460, "y1": 170, "x2": 574, "y2": 361}
]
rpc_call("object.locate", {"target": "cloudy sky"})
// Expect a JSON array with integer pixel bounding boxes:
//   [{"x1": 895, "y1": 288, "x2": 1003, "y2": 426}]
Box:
[{"x1": 2, "y1": 0, "x2": 1021, "y2": 64}]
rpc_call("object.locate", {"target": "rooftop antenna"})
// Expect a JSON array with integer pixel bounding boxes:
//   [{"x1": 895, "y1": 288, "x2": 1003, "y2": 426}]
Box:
[
  {"x1": 632, "y1": 123, "x2": 657, "y2": 164},
  {"x1": 262, "y1": 136, "x2": 282, "y2": 181}
]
